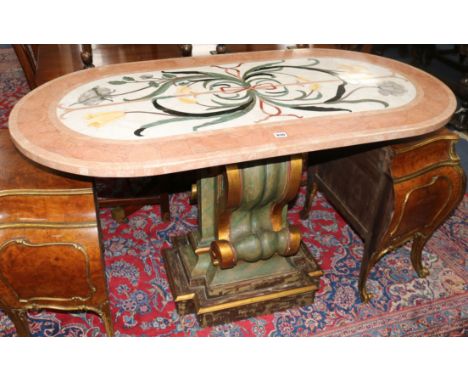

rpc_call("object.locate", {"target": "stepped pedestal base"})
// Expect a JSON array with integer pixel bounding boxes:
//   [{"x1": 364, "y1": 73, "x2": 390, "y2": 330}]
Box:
[{"x1": 163, "y1": 234, "x2": 322, "y2": 327}]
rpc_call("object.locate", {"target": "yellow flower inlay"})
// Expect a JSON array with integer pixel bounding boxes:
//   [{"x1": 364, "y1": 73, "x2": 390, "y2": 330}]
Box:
[
  {"x1": 86, "y1": 111, "x2": 126, "y2": 128},
  {"x1": 338, "y1": 64, "x2": 370, "y2": 74},
  {"x1": 309, "y1": 83, "x2": 320, "y2": 91},
  {"x1": 338, "y1": 64, "x2": 374, "y2": 83},
  {"x1": 296, "y1": 76, "x2": 320, "y2": 91},
  {"x1": 176, "y1": 85, "x2": 198, "y2": 104}
]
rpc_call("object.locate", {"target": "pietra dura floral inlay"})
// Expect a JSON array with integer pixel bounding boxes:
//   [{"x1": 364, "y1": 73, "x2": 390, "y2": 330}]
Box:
[{"x1": 57, "y1": 57, "x2": 417, "y2": 140}]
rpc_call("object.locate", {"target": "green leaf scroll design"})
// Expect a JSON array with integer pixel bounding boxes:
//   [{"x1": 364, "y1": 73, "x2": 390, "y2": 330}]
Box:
[{"x1": 69, "y1": 58, "x2": 403, "y2": 137}]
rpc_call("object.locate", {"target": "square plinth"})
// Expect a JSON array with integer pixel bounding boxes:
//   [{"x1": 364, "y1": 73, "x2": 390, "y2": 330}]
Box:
[{"x1": 163, "y1": 234, "x2": 323, "y2": 327}]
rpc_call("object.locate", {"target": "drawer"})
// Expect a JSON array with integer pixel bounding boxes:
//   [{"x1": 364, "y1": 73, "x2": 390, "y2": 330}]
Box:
[
  {"x1": 391, "y1": 137, "x2": 458, "y2": 180},
  {"x1": 0, "y1": 191, "x2": 96, "y2": 224}
]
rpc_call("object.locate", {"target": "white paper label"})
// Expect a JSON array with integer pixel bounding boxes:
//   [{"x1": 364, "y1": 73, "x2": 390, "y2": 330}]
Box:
[{"x1": 273, "y1": 132, "x2": 288, "y2": 138}]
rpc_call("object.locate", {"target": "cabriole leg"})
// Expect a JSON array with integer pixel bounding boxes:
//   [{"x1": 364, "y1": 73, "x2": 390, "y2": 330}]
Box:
[{"x1": 5, "y1": 308, "x2": 31, "y2": 336}]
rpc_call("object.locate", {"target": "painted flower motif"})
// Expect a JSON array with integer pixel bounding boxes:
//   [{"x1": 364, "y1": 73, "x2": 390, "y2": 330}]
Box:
[
  {"x1": 139, "y1": 74, "x2": 153, "y2": 79},
  {"x1": 294, "y1": 75, "x2": 320, "y2": 92},
  {"x1": 175, "y1": 85, "x2": 198, "y2": 104},
  {"x1": 338, "y1": 64, "x2": 374, "y2": 84},
  {"x1": 78, "y1": 86, "x2": 112, "y2": 105},
  {"x1": 86, "y1": 111, "x2": 126, "y2": 127},
  {"x1": 309, "y1": 83, "x2": 320, "y2": 91},
  {"x1": 377, "y1": 81, "x2": 407, "y2": 96},
  {"x1": 339, "y1": 64, "x2": 373, "y2": 75}
]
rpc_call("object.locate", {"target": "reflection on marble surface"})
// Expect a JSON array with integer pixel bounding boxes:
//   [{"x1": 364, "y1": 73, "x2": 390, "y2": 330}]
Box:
[{"x1": 57, "y1": 57, "x2": 417, "y2": 140}]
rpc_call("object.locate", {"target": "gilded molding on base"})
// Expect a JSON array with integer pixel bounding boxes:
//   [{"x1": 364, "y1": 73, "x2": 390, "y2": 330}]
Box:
[
  {"x1": 196, "y1": 285, "x2": 318, "y2": 314},
  {"x1": 217, "y1": 164, "x2": 242, "y2": 242},
  {"x1": 210, "y1": 239, "x2": 237, "y2": 268},
  {"x1": 175, "y1": 293, "x2": 196, "y2": 302},
  {"x1": 190, "y1": 183, "x2": 198, "y2": 202},
  {"x1": 285, "y1": 224, "x2": 302, "y2": 257},
  {"x1": 271, "y1": 155, "x2": 303, "y2": 231},
  {"x1": 194, "y1": 246, "x2": 211, "y2": 256},
  {"x1": 308, "y1": 270, "x2": 324, "y2": 278}
]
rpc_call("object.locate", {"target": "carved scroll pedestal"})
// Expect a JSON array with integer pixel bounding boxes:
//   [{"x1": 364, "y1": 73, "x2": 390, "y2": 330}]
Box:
[
  {"x1": 301, "y1": 127, "x2": 466, "y2": 303},
  {"x1": 0, "y1": 130, "x2": 113, "y2": 336},
  {"x1": 163, "y1": 155, "x2": 322, "y2": 326}
]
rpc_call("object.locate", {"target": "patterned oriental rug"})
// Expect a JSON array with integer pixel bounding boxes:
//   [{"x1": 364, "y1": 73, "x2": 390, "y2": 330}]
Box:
[
  {"x1": 0, "y1": 47, "x2": 467, "y2": 336},
  {"x1": 0, "y1": 47, "x2": 29, "y2": 130}
]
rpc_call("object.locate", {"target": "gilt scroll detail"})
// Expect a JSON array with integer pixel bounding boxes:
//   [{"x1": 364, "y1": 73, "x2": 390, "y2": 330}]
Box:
[{"x1": 211, "y1": 155, "x2": 303, "y2": 268}]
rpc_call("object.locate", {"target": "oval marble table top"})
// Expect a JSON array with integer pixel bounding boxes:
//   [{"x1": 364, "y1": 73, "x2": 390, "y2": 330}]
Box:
[{"x1": 9, "y1": 49, "x2": 456, "y2": 177}]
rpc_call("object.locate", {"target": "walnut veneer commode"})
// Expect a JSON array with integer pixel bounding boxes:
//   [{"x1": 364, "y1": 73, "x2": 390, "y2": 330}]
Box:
[
  {"x1": 8, "y1": 48, "x2": 458, "y2": 325},
  {"x1": 301, "y1": 127, "x2": 466, "y2": 302},
  {"x1": 0, "y1": 130, "x2": 113, "y2": 336}
]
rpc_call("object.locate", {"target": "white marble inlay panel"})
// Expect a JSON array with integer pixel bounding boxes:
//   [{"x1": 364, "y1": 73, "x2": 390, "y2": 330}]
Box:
[{"x1": 57, "y1": 57, "x2": 417, "y2": 140}]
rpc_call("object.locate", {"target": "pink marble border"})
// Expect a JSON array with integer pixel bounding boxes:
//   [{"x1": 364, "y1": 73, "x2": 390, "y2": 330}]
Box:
[{"x1": 8, "y1": 49, "x2": 456, "y2": 177}]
